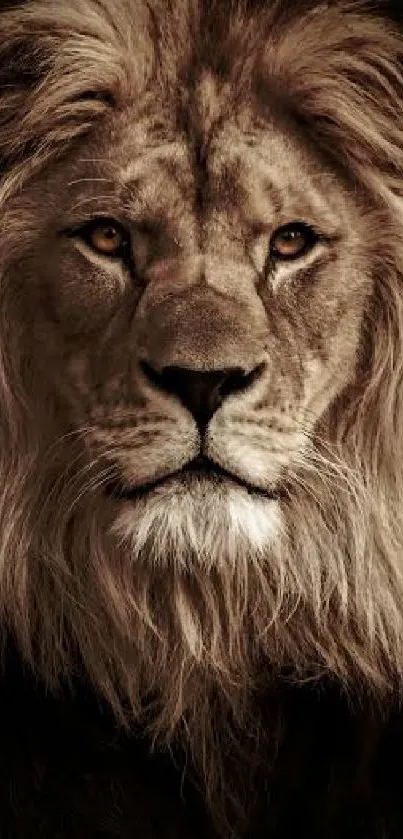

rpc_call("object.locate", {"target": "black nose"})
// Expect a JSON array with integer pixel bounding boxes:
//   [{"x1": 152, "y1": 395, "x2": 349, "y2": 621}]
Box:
[{"x1": 141, "y1": 362, "x2": 265, "y2": 427}]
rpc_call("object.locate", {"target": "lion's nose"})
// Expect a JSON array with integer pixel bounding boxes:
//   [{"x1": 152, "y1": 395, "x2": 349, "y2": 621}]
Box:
[{"x1": 140, "y1": 361, "x2": 265, "y2": 426}]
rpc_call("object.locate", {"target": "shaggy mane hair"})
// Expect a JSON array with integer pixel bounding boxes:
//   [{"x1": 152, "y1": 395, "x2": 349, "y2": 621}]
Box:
[{"x1": 2, "y1": 0, "x2": 403, "y2": 833}]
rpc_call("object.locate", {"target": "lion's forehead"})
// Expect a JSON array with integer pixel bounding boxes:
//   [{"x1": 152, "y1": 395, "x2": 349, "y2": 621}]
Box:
[
  {"x1": 23, "y1": 63, "x2": 374, "y2": 385},
  {"x1": 62, "y1": 90, "x2": 350, "y2": 249}
]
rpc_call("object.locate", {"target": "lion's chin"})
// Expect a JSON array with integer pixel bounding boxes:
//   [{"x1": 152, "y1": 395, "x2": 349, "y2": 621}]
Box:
[{"x1": 107, "y1": 471, "x2": 283, "y2": 571}]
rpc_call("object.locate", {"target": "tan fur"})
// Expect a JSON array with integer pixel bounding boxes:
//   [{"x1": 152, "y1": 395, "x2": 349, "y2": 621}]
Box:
[{"x1": 2, "y1": 0, "x2": 403, "y2": 834}]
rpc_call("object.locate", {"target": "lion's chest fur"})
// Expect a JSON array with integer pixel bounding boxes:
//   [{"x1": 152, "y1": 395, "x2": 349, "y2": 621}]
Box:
[{"x1": 1, "y1": 649, "x2": 403, "y2": 839}]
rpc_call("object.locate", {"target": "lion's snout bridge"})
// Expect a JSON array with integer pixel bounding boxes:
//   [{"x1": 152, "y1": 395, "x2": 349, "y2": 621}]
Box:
[{"x1": 134, "y1": 284, "x2": 268, "y2": 424}]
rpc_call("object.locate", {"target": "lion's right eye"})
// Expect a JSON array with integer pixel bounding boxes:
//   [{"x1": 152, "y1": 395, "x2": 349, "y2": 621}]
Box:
[
  {"x1": 79, "y1": 218, "x2": 129, "y2": 259},
  {"x1": 63, "y1": 217, "x2": 131, "y2": 262}
]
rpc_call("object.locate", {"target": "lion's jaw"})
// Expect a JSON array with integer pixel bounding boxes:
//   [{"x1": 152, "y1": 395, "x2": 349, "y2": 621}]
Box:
[{"x1": 110, "y1": 476, "x2": 283, "y2": 571}]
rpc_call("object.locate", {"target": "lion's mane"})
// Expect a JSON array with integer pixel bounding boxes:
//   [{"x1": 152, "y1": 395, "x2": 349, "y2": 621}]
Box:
[{"x1": 2, "y1": 0, "x2": 403, "y2": 832}]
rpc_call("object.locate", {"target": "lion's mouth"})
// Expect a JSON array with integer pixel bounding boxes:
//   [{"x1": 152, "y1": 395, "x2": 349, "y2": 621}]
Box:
[{"x1": 105, "y1": 455, "x2": 285, "y2": 502}]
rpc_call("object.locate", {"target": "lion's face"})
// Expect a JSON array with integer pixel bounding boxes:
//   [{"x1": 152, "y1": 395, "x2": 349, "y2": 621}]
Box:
[
  {"x1": 3, "y1": 4, "x2": 403, "y2": 823},
  {"x1": 17, "y1": 77, "x2": 375, "y2": 566}
]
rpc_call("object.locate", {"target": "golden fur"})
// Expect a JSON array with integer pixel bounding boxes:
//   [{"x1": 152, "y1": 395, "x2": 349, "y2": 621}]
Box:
[{"x1": 2, "y1": 0, "x2": 403, "y2": 833}]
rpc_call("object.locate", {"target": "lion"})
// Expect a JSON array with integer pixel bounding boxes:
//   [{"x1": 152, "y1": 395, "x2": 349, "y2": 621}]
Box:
[{"x1": 1, "y1": 0, "x2": 403, "y2": 836}]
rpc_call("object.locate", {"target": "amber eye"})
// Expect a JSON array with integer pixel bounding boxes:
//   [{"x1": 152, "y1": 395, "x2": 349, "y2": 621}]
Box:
[
  {"x1": 270, "y1": 222, "x2": 318, "y2": 261},
  {"x1": 81, "y1": 218, "x2": 129, "y2": 258}
]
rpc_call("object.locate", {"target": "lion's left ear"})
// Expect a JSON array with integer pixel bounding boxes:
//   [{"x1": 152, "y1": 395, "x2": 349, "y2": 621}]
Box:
[{"x1": 259, "y1": 3, "x2": 403, "y2": 203}]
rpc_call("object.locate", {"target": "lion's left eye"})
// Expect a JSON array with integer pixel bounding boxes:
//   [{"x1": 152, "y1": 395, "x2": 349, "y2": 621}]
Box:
[{"x1": 270, "y1": 222, "x2": 318, "y2": 261}]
